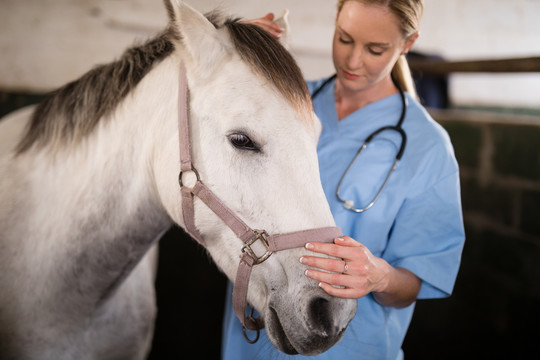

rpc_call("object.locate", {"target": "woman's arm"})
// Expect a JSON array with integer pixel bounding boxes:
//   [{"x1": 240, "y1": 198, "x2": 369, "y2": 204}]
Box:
[{"x1": 301, "y1": 236, "x2": 421, "y2": 308}]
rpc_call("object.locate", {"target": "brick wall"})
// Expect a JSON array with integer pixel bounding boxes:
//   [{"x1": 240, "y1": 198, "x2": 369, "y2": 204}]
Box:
[{"x1": 403, "y1": 110, "x2": 540, "y2": 359}]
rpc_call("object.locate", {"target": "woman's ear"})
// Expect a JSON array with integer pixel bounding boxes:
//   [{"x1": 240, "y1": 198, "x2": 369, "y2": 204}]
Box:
[{"x1": 402, "y1": 32, "x2": 419, "y2": 55}]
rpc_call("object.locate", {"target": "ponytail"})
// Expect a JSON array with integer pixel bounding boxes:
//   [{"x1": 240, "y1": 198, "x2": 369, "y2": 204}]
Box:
[{"x1": 392, "y1": 55, "x2": 418, "y2": 100}]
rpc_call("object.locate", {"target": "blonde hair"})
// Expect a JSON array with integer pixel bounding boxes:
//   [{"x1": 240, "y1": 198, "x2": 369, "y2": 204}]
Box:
[{"x1": 337, "y1": 0, "x2": 424, "y2": 97}]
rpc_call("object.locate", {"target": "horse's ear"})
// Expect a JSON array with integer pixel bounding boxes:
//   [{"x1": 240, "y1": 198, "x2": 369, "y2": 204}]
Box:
[
  {"x1": 274, "y1": 9, "x2": 291, "y2": 50},
  {"x1": 165, "y1": 0, "x2": 229, "y2": 76}
]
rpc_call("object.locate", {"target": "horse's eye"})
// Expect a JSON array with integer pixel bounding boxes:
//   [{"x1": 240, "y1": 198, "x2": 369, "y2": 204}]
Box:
[{"x1": 229, "y1": 133, "x2": 259, "y2": 151}]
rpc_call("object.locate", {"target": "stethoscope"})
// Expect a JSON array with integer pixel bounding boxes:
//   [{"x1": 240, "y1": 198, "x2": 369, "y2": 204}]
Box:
[{"x1": 311, "y1": 74, "x2": 408, "y2": 213}]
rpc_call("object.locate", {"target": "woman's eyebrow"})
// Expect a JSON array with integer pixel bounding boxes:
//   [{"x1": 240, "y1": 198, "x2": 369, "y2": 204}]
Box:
[
  {"x1": 337, "y1": 26, "x2": 391, "y2": 47},
  {"x1": 336, "y1": 25, "x2": 353, "y2": 38}
]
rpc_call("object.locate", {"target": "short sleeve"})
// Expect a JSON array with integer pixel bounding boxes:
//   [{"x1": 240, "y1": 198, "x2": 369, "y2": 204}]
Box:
[{"x1": 382, "y1": 170, "x2": 465, "y2": 299}]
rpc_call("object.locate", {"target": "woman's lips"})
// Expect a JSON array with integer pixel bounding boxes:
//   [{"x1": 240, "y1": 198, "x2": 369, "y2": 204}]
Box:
[{"x1": 342, "y1": 70, "x2": 360, "y2": 80}]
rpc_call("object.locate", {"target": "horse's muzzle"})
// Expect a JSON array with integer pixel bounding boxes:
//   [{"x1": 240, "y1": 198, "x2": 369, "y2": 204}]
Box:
[{"x1": 265, "y1": 290, "x2": 356, "y2": 355}]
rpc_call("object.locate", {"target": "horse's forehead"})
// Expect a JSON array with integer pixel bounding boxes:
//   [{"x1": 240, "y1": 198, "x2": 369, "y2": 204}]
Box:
[
  {"x1": 225, "y1": 90, "x2": 312, "y2": 135},
  {"x1": 210, "y1": 61, "x2": 314, "y2": 130}
]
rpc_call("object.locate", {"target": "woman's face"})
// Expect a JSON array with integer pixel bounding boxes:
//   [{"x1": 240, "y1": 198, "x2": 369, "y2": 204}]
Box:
[{"x1": 332, "y1": 1, "x2": 417, "y2": 94}]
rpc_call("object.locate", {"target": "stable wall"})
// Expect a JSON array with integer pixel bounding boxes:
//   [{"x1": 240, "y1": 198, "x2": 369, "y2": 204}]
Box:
[
  {"x1": 404, "y1": 111, "x2": 540, "y2": 359},
  {"x1": 1, "y1": 0, "x2": 539, "y2": 108}
]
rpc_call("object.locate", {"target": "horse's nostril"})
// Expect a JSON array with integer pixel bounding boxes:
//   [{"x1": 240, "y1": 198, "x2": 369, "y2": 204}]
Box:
[{"x1": 308, "y1": 297, "x2": 332, "y2": 336}]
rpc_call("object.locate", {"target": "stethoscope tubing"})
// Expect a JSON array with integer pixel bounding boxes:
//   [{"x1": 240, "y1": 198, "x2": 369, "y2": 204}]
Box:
[{"x1": 311, "y1": 74, "x2": 408, "y2": 213}]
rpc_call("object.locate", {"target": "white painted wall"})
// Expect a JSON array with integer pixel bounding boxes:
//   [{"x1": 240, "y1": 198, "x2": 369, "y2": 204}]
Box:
[
  {"x1": 0, "y1": 0, "x2": 538, "y2": 108},
  {"x1": 418, "y1": 0, "x2": 540, "y2": 108}
]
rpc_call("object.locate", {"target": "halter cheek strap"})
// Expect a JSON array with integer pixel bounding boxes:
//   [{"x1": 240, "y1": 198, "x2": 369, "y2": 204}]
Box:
[{"x1": 176, "y1": 64, "x2": 342, "y2": 340}]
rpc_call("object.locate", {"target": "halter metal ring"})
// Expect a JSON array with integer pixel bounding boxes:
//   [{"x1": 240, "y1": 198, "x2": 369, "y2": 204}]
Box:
[
  {"x1": 242, "y1": 230, "x2": 273, "y2": 265},
  {"x1": 178, "y1": 167, "x2": 201, "y2": 188},
  {"x1": 241, "y1": 306, "x2": 260, "y2": 343},
  {"x1": 242, "y1": 325, "x2": 260, "y2": 344}
]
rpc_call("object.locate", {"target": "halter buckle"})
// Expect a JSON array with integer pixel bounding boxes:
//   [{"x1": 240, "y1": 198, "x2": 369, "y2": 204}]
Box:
[{"x1": 242, "y1": 230, "x2": 272, "y2": 265}]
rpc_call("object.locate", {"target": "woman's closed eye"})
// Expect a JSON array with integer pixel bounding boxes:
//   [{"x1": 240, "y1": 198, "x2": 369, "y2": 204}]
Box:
[
  {"x1": 367, "y1": 45, "x2": 387, "y2": 56},
  {"x1": 339, "y1": 36, "x2": 353, "y2": 45}
]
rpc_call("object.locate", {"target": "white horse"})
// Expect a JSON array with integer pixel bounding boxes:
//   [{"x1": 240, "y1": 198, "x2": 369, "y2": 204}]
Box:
[{"x1": 0, "y1": 1, "x2": 356, "y2": 359}]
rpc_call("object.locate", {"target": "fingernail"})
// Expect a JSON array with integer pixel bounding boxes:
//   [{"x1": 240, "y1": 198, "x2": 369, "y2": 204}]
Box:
[
  {"x1": 305, "y1": 243, "x2": 314, "y2": 250},
  {"x1": 336, "y1": 237, "x2": 345, "y2": 242},
  {"x1": 304, "y1": 269, "x2": 310, "y2": 276},
  {"x1": 299, "y1": 256, "x2": 305, "y2": 264}
]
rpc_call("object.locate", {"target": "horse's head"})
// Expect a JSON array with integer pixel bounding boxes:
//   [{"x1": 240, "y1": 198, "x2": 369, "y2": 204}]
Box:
[{"x1": 159, "y1": 1, "x2": 356, "y2": 355}]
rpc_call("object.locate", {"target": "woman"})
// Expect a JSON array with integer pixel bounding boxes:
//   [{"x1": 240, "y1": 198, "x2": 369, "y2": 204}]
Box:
[{"x1": 222, "y1": 1, "x2": 465, "y2": 359}]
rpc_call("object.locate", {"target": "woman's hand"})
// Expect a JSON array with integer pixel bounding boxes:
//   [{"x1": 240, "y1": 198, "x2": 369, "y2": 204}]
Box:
[
  {"x1": 242, "y1": 13, "x2": 283, "y2": 40},
  {"x1": 300, "y1": 236, "x2": 422, "y2": 308}
]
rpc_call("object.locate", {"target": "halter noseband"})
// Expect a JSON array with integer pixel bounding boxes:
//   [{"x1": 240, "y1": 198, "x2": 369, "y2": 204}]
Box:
[{"x1": 176, "y1": 64, "x2": 342, "y2": 341}]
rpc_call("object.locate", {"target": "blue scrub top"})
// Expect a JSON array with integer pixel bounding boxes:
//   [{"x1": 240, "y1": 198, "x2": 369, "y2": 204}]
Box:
[{"x1": 221, "y1": 77, "x2": 465, "y2": 360}]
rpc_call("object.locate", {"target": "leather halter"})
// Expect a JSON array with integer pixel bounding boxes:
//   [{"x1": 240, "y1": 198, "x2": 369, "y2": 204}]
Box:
[{"x1": 176, "y1": 65, "x2": 342, "y2": 341}]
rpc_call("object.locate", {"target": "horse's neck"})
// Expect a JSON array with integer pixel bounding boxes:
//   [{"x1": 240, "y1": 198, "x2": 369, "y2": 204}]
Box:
[
  {"x1": 10, "y1": 58, "x2": 180, "y2": 312},
  {"x1": 52, "y1": 59, "x2": 179, "y2": 242}
]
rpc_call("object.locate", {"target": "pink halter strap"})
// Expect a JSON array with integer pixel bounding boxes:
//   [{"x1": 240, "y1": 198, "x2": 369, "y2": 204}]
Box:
[{"x1": 176, "y1": 64, "x2": 342, "y2": 341}]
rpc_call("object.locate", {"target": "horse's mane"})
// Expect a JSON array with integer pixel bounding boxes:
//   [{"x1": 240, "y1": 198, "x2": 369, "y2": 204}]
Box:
[
  {"x1": 16, "y1": 30, "x2": 174, "y2": 154},
  {"x1": 223, "y1": 19, "x2": 312, "y2": 120},
  {"x1": 16, "y1": 12, "x2": 311, "y2": 154}
]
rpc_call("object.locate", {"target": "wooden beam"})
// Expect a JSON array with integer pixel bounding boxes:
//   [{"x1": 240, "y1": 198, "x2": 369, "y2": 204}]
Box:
[{"x1": 408, "y1": 56, "x2": 540, "y2": 75}]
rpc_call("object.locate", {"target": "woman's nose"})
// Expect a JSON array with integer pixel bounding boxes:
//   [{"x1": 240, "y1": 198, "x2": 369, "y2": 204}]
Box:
[{"x1": 346, "y1": 48, "x2": 364, "y2": 70}]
